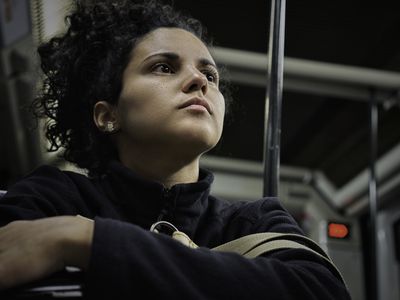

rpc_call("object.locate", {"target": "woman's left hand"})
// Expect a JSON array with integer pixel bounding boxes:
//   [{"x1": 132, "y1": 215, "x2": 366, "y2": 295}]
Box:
[{"x1": 0, "y1": 216, "x2": 94, "y2": 290}]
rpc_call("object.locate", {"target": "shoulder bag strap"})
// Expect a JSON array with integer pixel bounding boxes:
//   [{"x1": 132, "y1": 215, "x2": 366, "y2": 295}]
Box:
[{"x1": 212, "y1": 232, "x2": 347, "y2": 287}]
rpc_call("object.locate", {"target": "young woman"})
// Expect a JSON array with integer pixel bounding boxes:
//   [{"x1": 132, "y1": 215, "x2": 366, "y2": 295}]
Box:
[{"x1": 0, "y1": 0, "x2": 350, "y2": 299}]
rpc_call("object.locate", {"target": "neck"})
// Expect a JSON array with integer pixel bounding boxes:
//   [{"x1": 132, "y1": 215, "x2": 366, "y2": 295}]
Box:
[{"x1": 118, "y1": 148, "x2": 201, "y2": 188}]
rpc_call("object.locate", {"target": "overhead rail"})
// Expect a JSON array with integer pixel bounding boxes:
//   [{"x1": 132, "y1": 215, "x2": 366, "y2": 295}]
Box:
[
  {"x1": 211, "y1": 47, "x2": 400, "y2": 102},
  {"x1": 202, "y1": 142, "x2": 400, "y2": 217},
  {"x1": 315, "y1": 141, "x2": 400, "y2": 214},
  {"x1": 200, "y1": 155, "x2": 312, "y2": 183}
]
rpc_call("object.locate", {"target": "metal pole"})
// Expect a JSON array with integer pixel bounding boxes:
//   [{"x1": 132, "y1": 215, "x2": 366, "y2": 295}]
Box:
[
  {"x1": 263, "y1": 0, "x2": 286, "y2": 197},
  {"x1": 368, "y1": 91, "x2": 378, "y2": 300}
]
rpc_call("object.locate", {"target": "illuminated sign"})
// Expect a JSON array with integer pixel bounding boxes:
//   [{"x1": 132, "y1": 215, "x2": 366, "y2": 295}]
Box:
[{"x1": 328, "y1": 222, "x2": 350, "y2": 239}]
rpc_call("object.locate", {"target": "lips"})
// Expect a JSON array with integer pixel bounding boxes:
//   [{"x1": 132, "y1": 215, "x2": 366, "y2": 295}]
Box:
[{"x1": 178, "y1": 97, "x2": 212, "y2": 114}]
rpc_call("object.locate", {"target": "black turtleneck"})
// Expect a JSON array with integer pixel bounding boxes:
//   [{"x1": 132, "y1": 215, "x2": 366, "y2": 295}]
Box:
[{"x1": 0, "y1": 161, "x2": 351, "y2": 299}]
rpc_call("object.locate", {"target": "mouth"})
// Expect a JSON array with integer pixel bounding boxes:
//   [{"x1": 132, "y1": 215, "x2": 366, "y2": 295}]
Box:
[{"x1": 178, "y1": 97, "x2": 212, "y2": 114}]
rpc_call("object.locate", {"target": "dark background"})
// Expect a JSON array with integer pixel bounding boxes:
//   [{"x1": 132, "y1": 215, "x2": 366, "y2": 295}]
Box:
[{"x1": 173, "y1": 0, "x2": 400, "y2": 188}]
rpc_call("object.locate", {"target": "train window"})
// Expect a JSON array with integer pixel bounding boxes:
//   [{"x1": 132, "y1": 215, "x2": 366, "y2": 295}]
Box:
[{"x1": 394, "y1": 218, "x2": 400, "y2": 262}]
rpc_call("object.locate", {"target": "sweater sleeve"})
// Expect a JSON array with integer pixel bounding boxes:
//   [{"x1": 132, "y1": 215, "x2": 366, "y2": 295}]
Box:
[
  {"x1": 85, "y1": 217, "x2": 351, "y2": 300},
  {"x1": 0, "y1": 166, "x2": 80, "y2": 226}
]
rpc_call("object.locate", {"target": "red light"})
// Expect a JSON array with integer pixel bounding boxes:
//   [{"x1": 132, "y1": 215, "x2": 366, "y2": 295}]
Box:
[{"x1": 328, "y1": 223, "x2": 349, "y2": 239}]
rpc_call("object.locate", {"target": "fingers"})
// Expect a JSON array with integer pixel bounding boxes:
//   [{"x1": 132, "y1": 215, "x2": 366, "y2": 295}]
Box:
[{"x1": 0, "y1": 217, "x2": 76, "y2": 290}]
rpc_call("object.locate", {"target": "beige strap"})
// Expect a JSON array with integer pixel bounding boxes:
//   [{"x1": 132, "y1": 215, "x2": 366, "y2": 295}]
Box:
[
  {"x1": 246, "y1": 239, "x2": 346, "y2": 286},
  {"x1": 148, "y1": 221, "x2": 347, "y2": 287},
  {"x1": 245, "y1": 239, "x2": 318, "y2": 258},
  {"x1": 213, "y1": 232, "x2": 347, "y2": 288},
  {"x1": 213, "y1": 232, "x2": 289, "y2": 254},
  {"x1": 213, "y1": 232, "x2": 331, "y2": 258}
]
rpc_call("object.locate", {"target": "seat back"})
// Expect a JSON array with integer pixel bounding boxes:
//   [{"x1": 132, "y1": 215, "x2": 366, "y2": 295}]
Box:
[{"x1": 0, "y1": 190, "x2": 6, "y2": 197}]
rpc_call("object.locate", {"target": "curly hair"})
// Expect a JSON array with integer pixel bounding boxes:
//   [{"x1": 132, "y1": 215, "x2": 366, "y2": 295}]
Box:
[{"x1": 32, "y1": 0, "x2": 232, "y2": 177}]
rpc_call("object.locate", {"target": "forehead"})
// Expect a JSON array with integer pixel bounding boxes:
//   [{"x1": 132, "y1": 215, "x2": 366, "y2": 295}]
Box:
[{"x1": 131, "y1": 27, "x2": 214, "y2": 64}]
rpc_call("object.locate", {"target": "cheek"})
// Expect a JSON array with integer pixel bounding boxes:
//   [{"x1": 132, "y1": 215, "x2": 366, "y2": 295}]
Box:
[
  {"x1": 215, "y1": 94, "x2": 226, "y2": 128},
  {"x1": 118, "y1": 82, "x2": 155, "y2": 115},
  {"x1": 117, "y1": 83, "x2": 170, "y2": 131}
]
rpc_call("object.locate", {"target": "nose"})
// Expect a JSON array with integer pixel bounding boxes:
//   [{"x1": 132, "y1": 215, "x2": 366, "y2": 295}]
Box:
[{"x1": 181, "y1": 68, "x2": 208, "y2": 95}]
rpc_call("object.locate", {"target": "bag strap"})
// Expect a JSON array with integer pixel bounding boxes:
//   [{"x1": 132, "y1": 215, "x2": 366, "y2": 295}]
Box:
[
  {"x1": 213, "y1": 232, "x2": 326, "y2": 257},
  {"x1": 212, "y1": 232, "x2": 347, "y2": 287},
  {"x1": 150, "y1": 221, "x2": 347, "y2": 288}
]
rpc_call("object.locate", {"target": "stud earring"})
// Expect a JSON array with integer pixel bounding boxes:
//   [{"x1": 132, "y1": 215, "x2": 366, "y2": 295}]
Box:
[{"x1": 105, "y1": 122, "x2": 115, "y2": 133}]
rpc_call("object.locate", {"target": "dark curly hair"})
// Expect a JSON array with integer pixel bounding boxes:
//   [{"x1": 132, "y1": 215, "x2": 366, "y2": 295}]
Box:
[{"x1": 32, "y1": 0, "x2": 232, "y2": 177}]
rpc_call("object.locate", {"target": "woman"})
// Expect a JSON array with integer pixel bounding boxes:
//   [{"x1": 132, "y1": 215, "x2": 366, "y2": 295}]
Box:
[{"x1": 0, "y1": 0, "x2": 350, "y2": 299}]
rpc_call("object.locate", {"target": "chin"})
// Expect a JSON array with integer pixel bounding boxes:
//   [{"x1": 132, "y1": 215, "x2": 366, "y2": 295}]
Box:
[{"x1": 178, "y1": 131, "x2": 219, "y2": 154}]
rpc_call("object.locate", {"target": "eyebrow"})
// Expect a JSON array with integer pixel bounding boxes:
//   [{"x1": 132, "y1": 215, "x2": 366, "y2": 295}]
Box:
[{"x1": 142, "y1": 52, "x2": 218, "y2": 70}]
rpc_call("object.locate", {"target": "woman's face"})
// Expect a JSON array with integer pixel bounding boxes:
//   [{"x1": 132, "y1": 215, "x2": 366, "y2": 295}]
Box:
[{"x1": 115, "y1": 27, "x2": 225, "y2": 157}]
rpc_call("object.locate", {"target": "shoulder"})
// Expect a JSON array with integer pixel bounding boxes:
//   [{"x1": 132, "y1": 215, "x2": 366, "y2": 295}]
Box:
[
  {"x1": 2, "y1": 165, "x2": 93, "y2": 211},
  {"x1": 212, "y1": 196, "x2": 304, "y2": 237},
  {"x1": 0, "y1": 165, "x2": 94, "y2": 223},
  {"x1": 8, "y1": 165, "x2": 89, "y2": 194}
]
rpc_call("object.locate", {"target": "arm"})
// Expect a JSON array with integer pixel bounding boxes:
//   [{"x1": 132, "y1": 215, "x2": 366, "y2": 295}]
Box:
[
  {"x1": 0, "y1": 213, "x2": 350, "y2": 299},
  {"x1": 84, "y1": 217, "x2": 351, "y2": 300},
  {"x1": 0, "y1": 216, "x2": 93, "y2": 290},
  {"x1": 0, "y1": 167, "x2": 350, "y2": 299},
  {"x1": 0, "y1": 166, "x2": 84, "y2": 227}
]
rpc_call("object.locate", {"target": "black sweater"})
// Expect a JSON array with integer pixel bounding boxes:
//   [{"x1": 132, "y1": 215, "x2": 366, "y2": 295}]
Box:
[{"x1": 0, "y1": 161, "x2": 351, "y2": 299}]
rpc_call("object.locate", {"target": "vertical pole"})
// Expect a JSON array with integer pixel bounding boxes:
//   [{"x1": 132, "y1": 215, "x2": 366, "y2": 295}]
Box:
[
  {"x1": 263, "y1": 0, "x2": 286, "y2": 197},
  {"x1": 368, "y1": 92, "x2": 378, "y2": 300}
]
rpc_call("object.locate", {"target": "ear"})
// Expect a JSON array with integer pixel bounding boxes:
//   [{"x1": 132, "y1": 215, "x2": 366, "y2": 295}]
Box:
[{"x1": 93, "y1": 101, "x2": 119, "y2": 132}]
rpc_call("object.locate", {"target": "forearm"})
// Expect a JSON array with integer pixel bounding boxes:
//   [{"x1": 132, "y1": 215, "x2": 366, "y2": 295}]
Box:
[
  {"x1": 0, "y1": 216, "x2": 94, "y2": 290},
  {"x1": 85, "y1": 217, "x2": 350, "y2": 300},
  {"x1": 60, "y1": 215, "x2": 94, "y2": 270}
]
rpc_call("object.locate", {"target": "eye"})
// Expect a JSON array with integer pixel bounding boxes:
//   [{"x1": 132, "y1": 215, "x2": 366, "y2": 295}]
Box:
[
  {"x1": 152, "y1": 63, "x2": 174, "y2": 74},
  {"x1": 203, "y1": 69, "x2": 219, "y2": 84},
  {"x1": 205, "y1": 73, "x2": 215, "y2": 82}
]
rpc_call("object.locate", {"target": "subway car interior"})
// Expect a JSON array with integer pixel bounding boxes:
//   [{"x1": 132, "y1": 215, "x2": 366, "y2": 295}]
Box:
[{"x1": 1, "y1": 1, "x2": 400, "y2": 299}]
